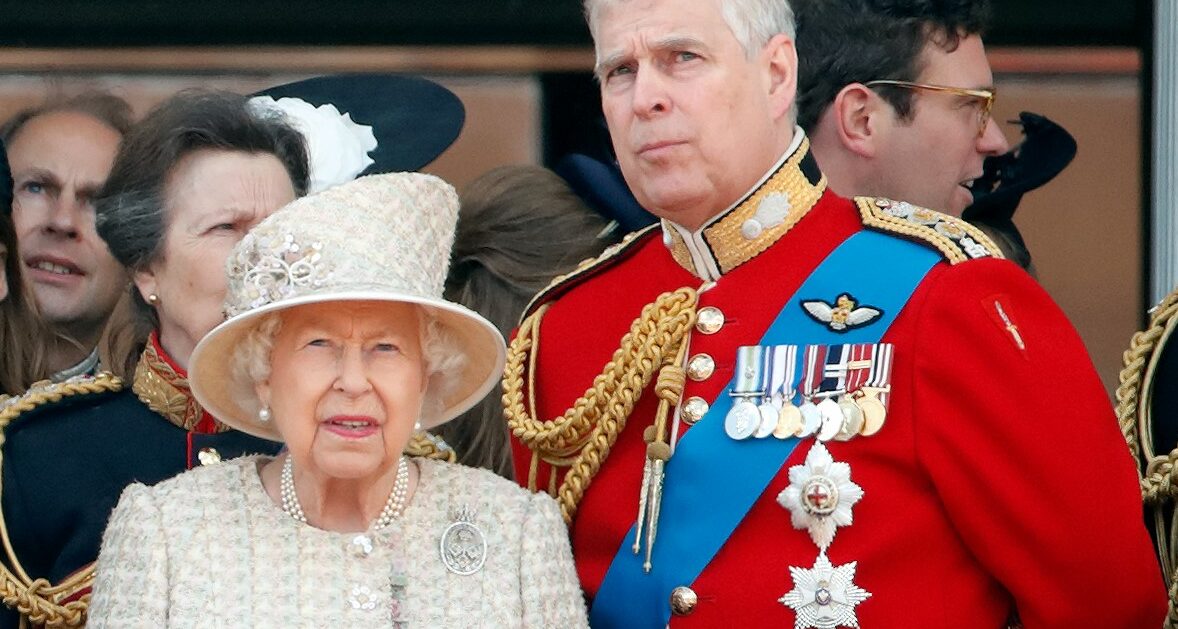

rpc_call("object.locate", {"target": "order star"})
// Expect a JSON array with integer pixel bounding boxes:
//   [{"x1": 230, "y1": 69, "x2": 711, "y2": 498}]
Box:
[
  {"x1": 779, "y1": 552, "x2": 871, "y2": 629},
  {"x1": 778, "y1": 441, "x2": 864, "y2": 549}
]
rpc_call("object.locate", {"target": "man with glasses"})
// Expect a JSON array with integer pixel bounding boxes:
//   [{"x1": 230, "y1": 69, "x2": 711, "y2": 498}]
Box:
[{"x1": 795, "y1": 0, "x2": 1008, "y2": 216}]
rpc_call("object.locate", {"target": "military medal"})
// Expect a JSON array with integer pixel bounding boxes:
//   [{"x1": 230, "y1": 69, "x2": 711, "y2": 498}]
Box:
[
  {"x1": 755, "y1": 345, "x2": 782, "y2": 438},
  {"x1": 770, "y1": 344, "x2": 803, "y2": 439},
  {"x1": 816, "y1": 396, "x2": 844, "y2": 442},
  {"x1": 815, "y1": 345, "x2": 851, "y2": 442},
  {"x1": 835, "y1": 399, "x2": 864, "y2": 441},
  {"x1": 834, "y1": 345, "x2": 871, "y2": 440},
  {"x1": 855, "y1": 343, "x2": 893, "y2": 436},
  {"x1": 726, "y1": 346, "x2": 763, "y2": 440},
  {"x1": 797, "y1": 345, "x2": 826, "y2": 438}
]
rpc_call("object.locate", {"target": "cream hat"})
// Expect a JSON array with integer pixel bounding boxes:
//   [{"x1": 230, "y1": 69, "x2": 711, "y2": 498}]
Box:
[{"x1": 188, "y1": 172, "x2": 505, "y2": 441}]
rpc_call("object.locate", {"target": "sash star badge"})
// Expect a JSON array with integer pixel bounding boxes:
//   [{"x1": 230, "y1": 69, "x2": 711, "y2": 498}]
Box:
[
  {"x1": 780, "y1": 552, "x2": 871, "y2": 629},
  {"x1": 778, "y1": 442, "x2": 863, "y2": 549},
  {"x1": 801, "y1": 294, "x2": 881, "y2": 332}
]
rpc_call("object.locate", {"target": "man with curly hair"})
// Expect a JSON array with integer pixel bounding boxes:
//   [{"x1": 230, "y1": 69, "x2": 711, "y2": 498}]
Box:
[{"x1": 796, "y1": 0, "x2": 1009, "y2": 216}]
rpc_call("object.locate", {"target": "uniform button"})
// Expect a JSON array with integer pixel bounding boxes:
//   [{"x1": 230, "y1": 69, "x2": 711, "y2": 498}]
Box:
[
  {"x1": 696, "y1": 307, "x2": 725, "y2": 335},
  {"x1": 687, "y1": 354, "x2": 716, "y2": 381},
  {"x1": 670, "y1": 586, "x2": 698, "y2": 616},
  {"x1": 681, "y1": 397, "x2": 709, "y2": 425},
  {"x1": 197, "y1": 448, "x2": 222, "y2": 465}
]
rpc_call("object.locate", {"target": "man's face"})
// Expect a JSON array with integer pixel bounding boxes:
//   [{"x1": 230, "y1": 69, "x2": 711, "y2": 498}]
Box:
[
  {"x1": 595, "y1": 0, "x2": 795, "y2": 230},
  {"x1": 8, "y1": 110, "x2": 126, "y2": 336},
  {"x1": 871, "y1": 34, "x2": 1009, "y2": 215}
]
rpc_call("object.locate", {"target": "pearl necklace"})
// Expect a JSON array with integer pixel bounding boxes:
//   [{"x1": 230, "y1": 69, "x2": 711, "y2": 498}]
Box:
[{"x1": 280, "y1": 456, "x2": 410, "y2": 529}]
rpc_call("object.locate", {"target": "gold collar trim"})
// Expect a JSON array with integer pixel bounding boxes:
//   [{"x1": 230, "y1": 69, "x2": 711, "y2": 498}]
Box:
[
  {"x1": 132, "y1": 335, "x2": 227, "y2": 433},
  {"x1": 663, "y1": 134, "x2": 827, "y2": 280}
]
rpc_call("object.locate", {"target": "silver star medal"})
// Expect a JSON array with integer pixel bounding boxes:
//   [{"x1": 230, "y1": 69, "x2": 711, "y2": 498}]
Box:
[
  {"x1": 777, "y1": 442, "x2": 864, "y2": 549},
  {"x1": 779, "y1": 552, "x2": 871, "y2": 629}
]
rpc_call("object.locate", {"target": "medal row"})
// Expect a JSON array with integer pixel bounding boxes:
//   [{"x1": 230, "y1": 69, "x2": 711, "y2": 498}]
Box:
[{"x1": 722, "y1": 343, "x2": 894, "y2": 442}]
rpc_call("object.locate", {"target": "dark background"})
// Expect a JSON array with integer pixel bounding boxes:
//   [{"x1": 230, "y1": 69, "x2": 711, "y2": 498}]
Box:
[{"x1": 0, "y1": 0, "x2": 1147, "y2": 48}]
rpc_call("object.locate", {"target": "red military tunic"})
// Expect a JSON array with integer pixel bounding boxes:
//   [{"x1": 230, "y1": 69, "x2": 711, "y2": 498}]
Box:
[{"x1": 509, "y1": 140, "x2": 1165, "y2": 627}]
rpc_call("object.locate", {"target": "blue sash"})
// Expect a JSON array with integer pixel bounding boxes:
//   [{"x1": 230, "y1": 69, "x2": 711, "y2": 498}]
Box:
[{"x1": 589, "y1": 230, "x2": 940, "y2": 627}]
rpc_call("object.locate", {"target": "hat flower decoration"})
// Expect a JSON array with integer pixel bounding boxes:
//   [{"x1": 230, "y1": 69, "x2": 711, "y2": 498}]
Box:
[
  {"x1": 249, "y1": 96, "x2": 378, "y2": 193},
  {"x1": 248, "y1": 73, "x2": 465, "y2": 192}
]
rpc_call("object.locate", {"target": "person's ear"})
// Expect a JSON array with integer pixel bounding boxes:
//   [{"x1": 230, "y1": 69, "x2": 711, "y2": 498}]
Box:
[
  {"x1": 763, "y1": 33, "x2": 798, "y2": 122},
  {"x1": 832, "y1": 83, "x2": 886, "y2": 158},
  {"x1": 132, "y1": 266, "x2": 159, "y2": 305}
]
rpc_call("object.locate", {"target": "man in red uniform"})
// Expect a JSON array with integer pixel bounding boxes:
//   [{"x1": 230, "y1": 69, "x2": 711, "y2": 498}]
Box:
[{"x1": 506, "y1": 0, "x2": 1166, "y2": 626}]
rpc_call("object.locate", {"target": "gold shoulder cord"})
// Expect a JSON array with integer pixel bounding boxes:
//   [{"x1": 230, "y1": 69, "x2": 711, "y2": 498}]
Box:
[
  {"x1": 404, "y1": 431, "x2": 458, "y2": 463},
  {"x1": 504, "y1": 287, "x2": 699, "y2": 523},
  {"x1": 1116, "y1": 289, "x2": 1178, "y2": 627},
  {"x1": 0, "y1": 373, "x2": 123, "y2": 628}
]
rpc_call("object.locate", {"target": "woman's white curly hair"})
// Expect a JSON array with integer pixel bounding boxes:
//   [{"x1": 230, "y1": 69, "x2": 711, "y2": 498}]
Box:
[{"x1": 229, "y1": 304, "x2": 466, "y2": 427}]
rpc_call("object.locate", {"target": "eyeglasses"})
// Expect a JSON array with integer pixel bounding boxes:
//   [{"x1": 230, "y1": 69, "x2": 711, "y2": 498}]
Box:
[{"x1": 864, "y1": 79, "x2": 996, "y2": 138}]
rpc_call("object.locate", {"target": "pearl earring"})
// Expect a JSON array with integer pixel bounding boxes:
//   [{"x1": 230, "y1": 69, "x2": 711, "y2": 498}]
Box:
[
  {"x1": 414, "y1": 420, "x2": 421, "y2": 431},
  {"x1": 258, "y1": 406, "x2": 272, "y2": 422},
  {"x1": 146, "y1": 293, "x2": 159, "y2": 304}
]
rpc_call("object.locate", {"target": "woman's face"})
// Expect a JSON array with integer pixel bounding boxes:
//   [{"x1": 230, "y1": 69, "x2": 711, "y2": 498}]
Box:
[
  {"x1": 258, "y1": 301, "x2": 427, "y2": 483},
  {"x1": 134, "y1": 149, "x2": 295, "y2": 368}
]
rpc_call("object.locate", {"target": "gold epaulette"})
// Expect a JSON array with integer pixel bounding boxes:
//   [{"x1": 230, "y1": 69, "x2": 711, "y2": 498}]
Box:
[
  {"x1": 855, "y1": 197, "x2": 1003, "y2": 265},
  {"x1": 0, "y1": 371, "x2": 123, "y2": 627},
  {"x1": 519, "y1": 223, "x2": 661, "y2": 322},
  {"x1": 404, "y1": 431, "x2": 457, "y2": 463},
  {"x1": 0, "y1": 372, "x2": 124, "y2": 435}
]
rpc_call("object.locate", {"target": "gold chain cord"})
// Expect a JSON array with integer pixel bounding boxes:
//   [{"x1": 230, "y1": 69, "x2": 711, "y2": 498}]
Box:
[
  {"x1": 503, "y1": 287, "x2": 698, "y2": 523},
  {"x1": 1115, "y1": 289, "x2": 1178, "y2": 628},
  {"x1": 0, "y1": 375, "x2": 123, "y2": 627}
]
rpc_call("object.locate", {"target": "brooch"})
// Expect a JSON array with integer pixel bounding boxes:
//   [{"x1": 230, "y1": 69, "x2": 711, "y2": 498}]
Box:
[{"x1": 440, "y1": 505, "x2": 487, "y2": 576}]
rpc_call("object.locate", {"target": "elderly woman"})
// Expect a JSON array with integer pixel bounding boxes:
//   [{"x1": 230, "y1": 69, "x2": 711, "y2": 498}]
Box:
[
  {"x1": 87, "y1": 172, "x2": 588, "y2": 627},
  {"x1": 0, "y1": 90, "x2": 308, "y2": 628}
]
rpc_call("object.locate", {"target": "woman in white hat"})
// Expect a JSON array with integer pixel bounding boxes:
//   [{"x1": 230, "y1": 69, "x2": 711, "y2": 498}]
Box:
[{"x1": 86, "y1": 172, "x2": 588, "y2": 627}]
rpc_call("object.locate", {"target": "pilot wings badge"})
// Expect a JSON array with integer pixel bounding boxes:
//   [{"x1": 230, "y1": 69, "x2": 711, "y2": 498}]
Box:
[{"x1": 801, "y1": 294, "x2": 882, "y2": 332}]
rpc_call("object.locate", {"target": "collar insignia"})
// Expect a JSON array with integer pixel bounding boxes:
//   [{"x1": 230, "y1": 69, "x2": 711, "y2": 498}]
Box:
[{"x1": 801, "y1": 293, "x2": 882, "y2": 332}]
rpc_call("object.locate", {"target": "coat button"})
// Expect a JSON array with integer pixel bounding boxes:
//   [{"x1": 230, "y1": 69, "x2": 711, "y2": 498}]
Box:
[
  {"x1": 681, "y1": 397, "x2": 709, "y2": 425},
  {"x1": 696, "y1": 307, "x2": 725, "y2": 335},
  {"x1": 197, "y1": 448, "x2": 222, "y2": 465},
  {"x1": 687, "y1": 354, "x2": 716, "y2": 381},
  {"x1": 670, "y1": 586, "x2": 698, "y2": 615}
]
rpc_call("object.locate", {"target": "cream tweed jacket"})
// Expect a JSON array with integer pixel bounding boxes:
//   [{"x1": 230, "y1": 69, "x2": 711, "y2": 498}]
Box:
[{"x1": 87, "y1": 456, "x2": 588, "y2": 628}]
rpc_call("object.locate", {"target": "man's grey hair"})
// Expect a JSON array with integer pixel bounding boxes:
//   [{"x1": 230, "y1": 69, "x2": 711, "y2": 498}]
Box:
[
  {"x1": 230, "y1": 305, "x2": 466, "y2": 428},
  {"x1": 584, "y1": 0, "x2": 796, "y2": 60}
]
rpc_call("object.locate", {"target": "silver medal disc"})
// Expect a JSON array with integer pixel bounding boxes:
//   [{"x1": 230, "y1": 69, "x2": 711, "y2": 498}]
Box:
[
  {"x1": 755, "y1": 402, "x2": 779, "y2": 438},
  {"x1": 816, "y1": 397, "x2": 844, "y2": 442},
  {"x1": 725, "y1": 399, "x2": 761, "y2": 440},
  {"x1": 797, "y1": 402, "x2": 822, "y2": 438}
]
